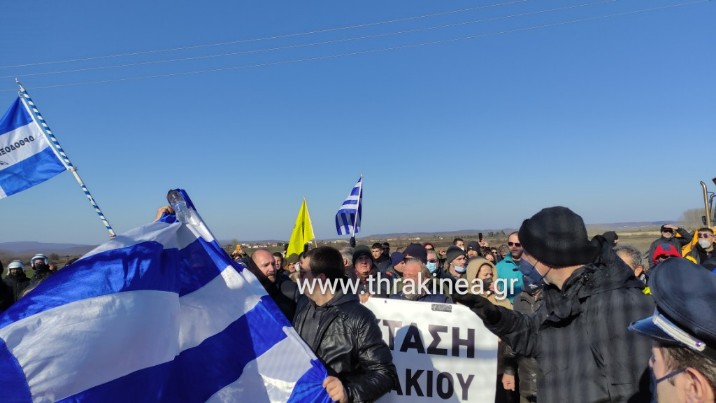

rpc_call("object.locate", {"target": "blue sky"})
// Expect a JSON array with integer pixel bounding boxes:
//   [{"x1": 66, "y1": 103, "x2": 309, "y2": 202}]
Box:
[{"x1": 0, "y1": 0, "x2": 714, "y2": 245}]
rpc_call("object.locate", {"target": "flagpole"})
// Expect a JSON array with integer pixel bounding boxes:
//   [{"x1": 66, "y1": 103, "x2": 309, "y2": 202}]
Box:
[
  {"x1": 305, "y1": 197, "x2": 318, "y2": 249},
  {"x1": 349, "y1": 175, "x2": 362, "y2": 247},
  {"x1": 16, "y1": 80, "x2": 117, "y2": 238}
]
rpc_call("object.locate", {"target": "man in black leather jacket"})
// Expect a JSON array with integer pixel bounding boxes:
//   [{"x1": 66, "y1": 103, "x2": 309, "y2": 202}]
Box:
[{"x1": 294, "y1": 246, "x2": 398, "y2": 402}]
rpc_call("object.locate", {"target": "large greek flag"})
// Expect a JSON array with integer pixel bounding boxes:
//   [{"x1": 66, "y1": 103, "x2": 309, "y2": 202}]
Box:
[
  {"x1": 335, "y1": 176, "x2": 362, "y2": 236},
  {"x1": 0, "y1": 97, "x2": 67, "y2": 199},
  {"x1": 0, "y1": 189, "x2": 330, "y2": 403}
]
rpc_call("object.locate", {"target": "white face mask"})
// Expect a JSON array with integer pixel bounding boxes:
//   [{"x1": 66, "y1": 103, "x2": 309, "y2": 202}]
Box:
[{"x1": 698, "y1": 239, "x2": 713, "y2": 249}]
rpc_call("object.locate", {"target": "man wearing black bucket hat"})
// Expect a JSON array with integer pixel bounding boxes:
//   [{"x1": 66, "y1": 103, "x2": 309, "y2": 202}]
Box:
[
  {"x1": 629, "y1": 258, "x2": 716, "y2": 402},
  {"x1": 455, "y1": 206, "x2": 654, "y2": 402}
]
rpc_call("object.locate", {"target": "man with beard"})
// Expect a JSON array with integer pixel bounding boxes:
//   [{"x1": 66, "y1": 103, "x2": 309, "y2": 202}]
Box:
[
  {"x1": 390, "y1": 258, "x2": 450, "y2": 303},
  {"x1": 248, "y1": 248, "x2": 298, "y2": 321},
  {"x1": 3, "y1": 260, "x2": 30, "y2": 304},
  {"x1": 496, "y1": 232, "x2": 524, "y2": 304}
]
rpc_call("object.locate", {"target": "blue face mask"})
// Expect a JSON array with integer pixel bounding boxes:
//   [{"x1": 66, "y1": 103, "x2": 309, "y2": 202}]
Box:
[
  {"x1": 519, "y1": 259, "x2": 546, "y2": 291},
  {"x1": 454, "y1": 265, "x2": 466, "y2": 274},
  {"x1": 426, "y1": 261, "x2": 438, "y2": 273}
]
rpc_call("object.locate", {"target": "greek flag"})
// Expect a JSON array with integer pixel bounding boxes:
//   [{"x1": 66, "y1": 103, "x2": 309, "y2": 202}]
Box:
[
  {"x1": 0, "y1": 97, "x2": 67, "y2": 199},
  {"x1": 0, "y1": 189, "x2": 330, "y2": 403},
  {"x1": 335, "y1": 176, "x2": 362, "y2": 236}
]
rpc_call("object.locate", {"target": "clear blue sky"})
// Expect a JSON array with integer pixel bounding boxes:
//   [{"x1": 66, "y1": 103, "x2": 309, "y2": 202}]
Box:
[{"x1": 0, "y1": 0, "x2": 714, "y2": 245}]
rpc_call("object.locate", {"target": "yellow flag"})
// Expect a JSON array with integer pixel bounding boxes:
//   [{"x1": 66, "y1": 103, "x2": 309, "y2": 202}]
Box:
[{"x1": 286, "y1": 198, "x2": 315, "y2": 259}]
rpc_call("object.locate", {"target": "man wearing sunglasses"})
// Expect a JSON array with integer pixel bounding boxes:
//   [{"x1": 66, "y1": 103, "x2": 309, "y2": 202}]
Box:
[
  {"x1": 685, "y1": 228, "x2": 716, "y2": 265},
  {"x1": 629, "y1": 258, "x2": 716, "y2": 402},
  {"x1": 495, "y1": 231, "x2": 524, "y2": 304},
  {"x1": 648, "y1": 224, "x2": 692, "y2": 268}
]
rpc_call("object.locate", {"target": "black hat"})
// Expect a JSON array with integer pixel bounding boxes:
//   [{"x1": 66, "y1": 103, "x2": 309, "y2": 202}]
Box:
[
  {"x1": 518, "y1": 206, "x2": 599, "y2": 267},
  {"x1": 629, "y1": 258, "x2": 716, "y2": 360},
  {"x1": 466, "y1": 241, "x2": 480, "y2": 251},
  {"x1": 445, "y1": 245, "x2": 466, "y2": 265},
  {"x1": 352, "y1": 245, "x2": 372, "y2": 265},
  {"x1": 403, "y1": 243, "x2": 427, "y2": 264}
]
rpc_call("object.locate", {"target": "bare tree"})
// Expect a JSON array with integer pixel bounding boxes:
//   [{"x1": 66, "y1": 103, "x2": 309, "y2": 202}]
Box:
[{"x1": 680, "y1": 208, "x2": 705, "y2": 229}]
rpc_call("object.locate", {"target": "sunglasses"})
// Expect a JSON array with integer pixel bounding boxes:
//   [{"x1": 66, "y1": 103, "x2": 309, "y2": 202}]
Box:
[
  {"x1": 661, "y1": 229, "x2": 673, "y2": 233},
  {"x1": 427, "y1": 259, "x2": 438, "y2": 263},
  {"x1": 698, "y1": 233, "x2": 713, "y2": 238},
  {"x1": 508, "y1": 242, "x2": 522, "y2": 247}
]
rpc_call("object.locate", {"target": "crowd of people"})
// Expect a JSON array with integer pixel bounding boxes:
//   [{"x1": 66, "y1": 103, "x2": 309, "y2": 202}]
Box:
[{"x1": 2, "y1": 207, "x2": 716, "y2": 402}]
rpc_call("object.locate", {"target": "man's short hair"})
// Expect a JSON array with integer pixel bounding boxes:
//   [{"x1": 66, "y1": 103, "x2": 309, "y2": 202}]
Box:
[
  {"x1": 452, "y1": 237, "x2": 464, "y2": 245},
  {"x1": 614, "y1": 244, "x2": 643, "y2": 270},
  {"x1": 310, "y1": 246, "x2": 345, "y2": 282},
  {"x1": 662, "y1": 344, "x2": 716, "y2": 391},
  {"x1": 698, "y1": 227, "x2": 715, "y2": 234},
  {"x1": 339, "y1": 247, "x2": 354, "y2": 262},
  {"x1": 508, "y1": 231, "x2": 519, "y2": 239},
  {"x1": 371, "y1": 242, "x2": 383, "y2": 250}
]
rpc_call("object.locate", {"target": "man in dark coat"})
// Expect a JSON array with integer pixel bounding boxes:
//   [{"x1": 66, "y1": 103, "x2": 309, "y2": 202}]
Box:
[
  {"x1": 246, "y1": 248, "x2": 298, "y2": 321},
  {"x1": 456, "y1": 206, "x2": 654, "y2": 402},
  {"x1": 294, "y1": 246, "x2": 397, "y2": 403},
  {"x1": 3, "y1": 260, "x2": 30, "y2": 304},
  {"x1": 647, "y1": 224, "x2": 691, "y2": 268}
]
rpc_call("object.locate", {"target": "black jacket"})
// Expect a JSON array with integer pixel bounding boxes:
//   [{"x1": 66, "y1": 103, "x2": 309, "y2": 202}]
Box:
[
  {"x1": 484, "y1": 260, "x2": 654, "y2": 402},
  {"x1": 503, "y1": 289, "x2": 543, "y2": 398},
  {"x1": 294, "y1": 292, "x2": 398, "y2": 402},
  {"x1": 3, "y1": 272, "x2": 30, "y2": 303}
]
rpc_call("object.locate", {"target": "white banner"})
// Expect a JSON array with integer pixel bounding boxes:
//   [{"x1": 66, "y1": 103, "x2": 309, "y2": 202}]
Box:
[{"x1": 364, "y1": 298, "x2": 498, "y2": 402}]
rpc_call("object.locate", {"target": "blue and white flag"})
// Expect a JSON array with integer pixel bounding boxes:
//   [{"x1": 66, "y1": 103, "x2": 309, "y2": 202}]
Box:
[
  {"x1": 0, "y1": 189, "x2": 330, "y2": 403},
  {"x1": 335, "y1": 176, "x2": 362, "y2": 236},
  {"x1": 0, "y1": 97, "x2": 68, "y2": 199}
]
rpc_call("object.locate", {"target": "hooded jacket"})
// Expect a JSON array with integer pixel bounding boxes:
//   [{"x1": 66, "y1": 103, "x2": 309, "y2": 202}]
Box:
[
  {"x1": 481, "y1": 245, "x2": 654, "y2": 402},
  {"x1": 293, "y1": 291, "x2": 398, "y2": 402}
]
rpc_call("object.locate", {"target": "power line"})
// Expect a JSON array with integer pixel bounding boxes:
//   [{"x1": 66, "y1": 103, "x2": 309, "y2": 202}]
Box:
[
  {"x1": 3, "y1": 0, "x2": 707, "y2": 92},
  {"x1": 0, "y1": 0, "x2": 531, "y2": 70},
  {"x1": 0, "y1": 0, "x2": 615, "y2": 80}
]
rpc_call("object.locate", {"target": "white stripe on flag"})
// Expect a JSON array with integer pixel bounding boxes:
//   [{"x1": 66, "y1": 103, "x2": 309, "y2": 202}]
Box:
[
  {"x1": 0, "y1": 266, "x2": 264, "y2": 401},
  {"x1": 207, "y1": 328, "x2": 314, "y2": 403},
  {"x1": 0, "y1": 122, "x2": 50, "y2": 171},
  {"x1": 178, "y1": 265, "x2": 262, "y2": 350},
  {"x1": 0, "y1": 291, "x2": 180, "y2": 402},
  {"x1": 83, "y1": 220, "x2": 212, "y2": 260}
]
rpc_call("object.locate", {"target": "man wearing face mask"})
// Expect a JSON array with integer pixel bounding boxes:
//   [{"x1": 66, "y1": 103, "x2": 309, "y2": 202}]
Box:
[
  {"x1": 455, "y1": 206, "x2": 654, "y2": 402},
  {"x1": 443, "y1": 245, "x2": 468, "y2": 282},
  {"x1": 647, "y1": 224, "x2": 692, "y2": 268},
  {"x1": 22, "y1": 254, "x2": 54, "y2": 296},
  {"x1": 685, "y1": 228, "x2": 716, "y2": 265}
]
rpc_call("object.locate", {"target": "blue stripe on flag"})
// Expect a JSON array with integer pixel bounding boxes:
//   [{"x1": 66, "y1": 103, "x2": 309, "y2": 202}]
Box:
[
  {"x1": 0, "y1": 189, "x2": 331, "y2": 402},
  {"x1": 0, "y1": 337, "x2": 31, "y2": 402},
  {"x1": 0, "y1": 235, "x2": 239, "y2": 329},
  {"x1": 288, "y1": 359, "x2": 330, "y2": 403},
  {"x1": 0, "y1": 147, "x2": 67, "y2": 197},
  {"x1": 59, "y1": 296, "x2": 287, "y2": 402},
  {"x1": 0, "y1": 98, "x2": 32, "y2": 136}
]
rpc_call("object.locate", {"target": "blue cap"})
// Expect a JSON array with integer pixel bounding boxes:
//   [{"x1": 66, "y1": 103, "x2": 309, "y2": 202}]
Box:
[
  {"x1": 390, "y1": 252, "x2": 405, "y2": 266},
  {"x1": 628, "y1": 258, "x2": 716, "y2": 359}
]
